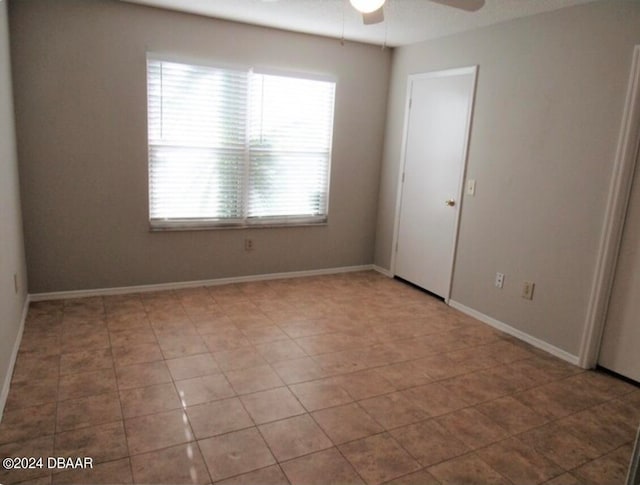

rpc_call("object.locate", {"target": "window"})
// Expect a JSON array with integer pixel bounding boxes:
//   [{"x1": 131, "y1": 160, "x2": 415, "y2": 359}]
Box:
[{"x1": 146, "y1": 56, "x2": 336, "y2": 229}]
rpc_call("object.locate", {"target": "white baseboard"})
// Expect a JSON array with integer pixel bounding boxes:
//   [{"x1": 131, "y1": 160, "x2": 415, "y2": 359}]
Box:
[
  {"x1": 0, "y1": 294, "x2": 30, "y2": 421},
  {"x1": 372, "y1": 265, "x2": 393, "y2": 277},
  {"x1": 448, "y1": 299, "x2": 580, "y2": 366},
  {"x1": 30, "y1": 264, "x2": 376, "y2": 301}
]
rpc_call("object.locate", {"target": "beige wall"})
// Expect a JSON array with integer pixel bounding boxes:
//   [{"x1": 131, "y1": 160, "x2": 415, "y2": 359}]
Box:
[
  {"x1": 375, "y1": 0, "x2": 640, "y2": 356},
  {"x1": 0, "y1": 0, "x2": 27, "y2": 414},
  {"x1": 10, "y1": 0, "x2": 391, "y2": 293}
]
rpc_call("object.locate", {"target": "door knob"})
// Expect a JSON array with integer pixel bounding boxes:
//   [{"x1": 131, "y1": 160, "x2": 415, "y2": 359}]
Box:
[{"x1": 445, "y1": 199, "x2": 456, "y2": 207}]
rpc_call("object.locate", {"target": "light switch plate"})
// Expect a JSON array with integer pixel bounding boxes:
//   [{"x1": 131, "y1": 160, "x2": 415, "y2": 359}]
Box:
[
  {"x1": 522, "y1": 281, "x2": 535, "y2": 300},
  {"x1": 466, "y1": 179, "x2": 476, "y2": 196}
]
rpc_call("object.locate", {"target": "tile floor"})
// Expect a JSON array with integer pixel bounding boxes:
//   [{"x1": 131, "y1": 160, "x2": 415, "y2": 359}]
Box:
[{"x1": 1, "y1": 271, "x2": 638, "y2": 485}]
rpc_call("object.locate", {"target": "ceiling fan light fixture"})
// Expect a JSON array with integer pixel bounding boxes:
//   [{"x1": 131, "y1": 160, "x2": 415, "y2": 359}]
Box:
[{"x1": 349, "y1": 0, "x2": 385, "y2": 14}]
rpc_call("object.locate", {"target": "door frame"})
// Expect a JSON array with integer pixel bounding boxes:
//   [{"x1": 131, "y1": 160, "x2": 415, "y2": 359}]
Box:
[
  {"x1": 579, "y1": 45, "x2": 640, "y2": 368},
  {"x1": 390, "y1": 66, "x2": 478, "y2": 302}
]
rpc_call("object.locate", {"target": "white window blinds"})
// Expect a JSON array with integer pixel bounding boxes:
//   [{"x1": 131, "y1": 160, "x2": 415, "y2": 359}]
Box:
[{"x1": 147, "y1": 57, "x2": 335, "y2": 229}]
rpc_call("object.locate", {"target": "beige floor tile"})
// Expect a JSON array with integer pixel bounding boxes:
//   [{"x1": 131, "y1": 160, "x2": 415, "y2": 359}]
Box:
[
  {"x1": 12, "y1": 474, "x2": 53, "y2": 485},
  {"x1": 112, "y1": 342, "x2": 164, "y2": 367},
  {"x1": 389, "y1": 420, "x2": 469, "y2": 467},
  {"x1": 428, "y1": 453, "x2": 512, "y2": 485},
  {"x1": 5, "y1": 376, "x2": 59, "y2": 411},
  {"x1": 60, "y1": 326, "x2": 110, "y2": 354},
  {"x1": 108, "y1": 327, "x2": 157, "y2": 347},
  {"x1": 186, "y1": 397, "x2": 253, "y2": 440},
  {"x1": 295, "y1": 333, "x2": 359, "y2": 356},
  {"x1": 271, "y1": 357, "x2": 326, "y2": 384},
  {"x1": 400, "y1": 382, "x2": 469, "y2": 417},
  {"x1": 151, "y1": 320, "x2": 199, "y2": 336},
  {"x1": 214, "y1": 465, "x2": 289, "y2": 485},
  {"x1": 192, "y1": 315, "x2": 235, "y2": 335},
  {"x1": 130, "y1": 442, "x2": 210, "y2": 484},
  {"x1": 313, "y1": 350, "x2": 370, "y2": 375},
  {"x1": 225, "y1": 365, "x2": 284, "y2": 395},
  {"x1": 0, "y1": 436, "x2": 54, "y2": 485},
  {"x1": 259, "y1": 414, "x2": 333, "y2": 461},
  {"x1": 58, "y1": 368, "x2": 117, "y2": 401},
  {"x1": 477, "y1": 437, "x2": 564, "y2": 484},
  {"x1": 359, "y1": 392, "x2": 429, "y2": 430},
  {"x1": 570, "y1": 443, "x2": 633, "y2": 485},
  {"x1": 166, "y1": 353, "x2": 220, "y2": 381},
  {"x1": 564, "y1": 371, "x2": 637, "y2": 399},
  {"x1": 157, "y1": 335, "x2": 208, "y2": 360},
  {"x1": 56, "y1": 392, "x2": 122, "y2": 431},
  {"x1": 241, "y1": 325, "x2": 289, "y2": 345},
  {"x1": 556, "y1": 408, "x2": 632, "y2": 455},
  {"x1": 517, "y1": 384, "x2": 587, "y2": 420},
  {"x1": 412, "y1": 353, "x2": 477, "y2": 381},
  {"x1": 277, "y1": 319, "x2": 335, "y2": 339},
  {"x1": 116, "y1": 361, "x2": 172, "y2": 390},
  {"x1": 289, "y1": 379, "x2": 353, "y2": 411},
  {"x1": 125, "y1": 409, "x2": 194, "y2": 455},
  {"x1": 175, "y1": 374, "x2": 236, "y2": 407},
  {"x1": 54, "y1": 421, "x2": 128, "y2": 464},
  {"x1": 212, "y1": 347, "x2": 267, "y2": 372},
  {"x1": 18, "y1": 335, "x2": 61, "y2": 357},
  {"x1": 373, "y1": 361, "x2": 432, "y2": 390},
  {"x1": 544, "y1": 473, "x2": 582, "y2": 485},
  {"x1": 382, "y1": 469, "x2": 441, "y2": 485},
  {"x1": 120, "y1": 382, "x2": 182, "y2": 418},
  {"x1": 339, "y1": 433, "x2": 420, "y2": 485},
  {"x1": 436, "y1": 408, "x2": 509, "y2": 450},
  {"x1": 331, "y1": 370, "x2": 396, "y2": 400},
  {"x1": 0, "y1": 403, "x2": 56, "y2": 445},
  {"x1": 240, "y1": 387, "x2": 305, "y2": 424},
  {"x1": 199, "y1": 428, "x2": 275, "y2": 481},
  {"x1": 11, "y1": 353, "x2": 60, "y2": 383},
  {"x1": 202, "y1": 330, "x2": 251, "y2": 353},
  {"x1": 438, "y1": 370, "x2": 513, "y2": 405},
  {"x1": 255, "y1": 339, "x2": 307, "y2": 363},
  {"x1": 481, "y1": 340, "x2": 535, "y2": 364},
  {"x1": 51, "y1": 457, "x2": 133, "y2": 485},
  {"x1": 281, "y1": 448, "x2": 365, "y2": 485},
  {"x1": 517, "y1": 423, "x2": 601, "y2": 470},
  {"x1": 312, "y1": 403, "x2": 384, "y2": 445},
  {"x1": 475, "y1": 396, "x2": 548, "y2": 434},
  {"x1": 59, "y1": 348, "x2": 113, "y2": 376},
  {"x1": 107, "y1": 314, "x2": 151, "y2": 333}
]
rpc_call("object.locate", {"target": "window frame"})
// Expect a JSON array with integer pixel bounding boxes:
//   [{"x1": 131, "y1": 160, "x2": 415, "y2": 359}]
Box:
[{"x1": 146, "y1": 53, "x2": 336, "y2": 231}]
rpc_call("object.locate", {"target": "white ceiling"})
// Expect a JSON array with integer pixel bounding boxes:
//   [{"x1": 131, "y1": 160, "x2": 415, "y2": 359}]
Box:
[{"x1": 121, "y1": 0, "x2": 594, "y2": 47}]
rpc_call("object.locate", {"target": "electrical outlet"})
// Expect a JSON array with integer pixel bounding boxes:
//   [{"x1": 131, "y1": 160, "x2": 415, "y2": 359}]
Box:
[
  {"x1": 522, "y1": 281, "x2": 535, "y2": 300},
  {"x1": 244, "y1": 238, "x2": 254, "y2": 251},
  {"x1": 466, "y1": 179, "x2": 476, "y2": 196},
  {"x1": 13, "y1": 273, "x2": 18, "y2": 294},
  {"x1": 494, "y1": 272, "x2": 504, "y2": 289}
]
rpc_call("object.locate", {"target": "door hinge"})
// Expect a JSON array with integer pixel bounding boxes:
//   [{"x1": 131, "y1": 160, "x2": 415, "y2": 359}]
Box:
[
  {"x1": 401, "y1": 172, "x2": 405, "y2": 183},
  {"x1": 395, "y1": 241, "x2": 399, "y2": 252},
  {"x1": 409, "y1": 98, "x2": 412, "y2": 109}
]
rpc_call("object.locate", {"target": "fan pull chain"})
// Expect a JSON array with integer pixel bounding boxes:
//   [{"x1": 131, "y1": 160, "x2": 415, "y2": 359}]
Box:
[
  {"x1": 341, "y1": 0, "x2": 346, "y2": 45},
  {"x1": 382, "y1": 0, "x2": 389, "y2": 50}
]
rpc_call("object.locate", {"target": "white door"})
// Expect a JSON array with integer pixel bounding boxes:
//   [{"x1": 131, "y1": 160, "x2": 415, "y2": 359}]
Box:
[
  {"x1": 598, "y1": 148, "x2": 640, "y2": 382},
  {"x1": 394, "y1": 67, "x2": 477, "y2": 299}
]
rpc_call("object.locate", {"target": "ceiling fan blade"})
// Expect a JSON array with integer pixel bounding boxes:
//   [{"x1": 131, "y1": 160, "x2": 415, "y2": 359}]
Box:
[
  {"x1": 362, "y1": 6, "x2": 384, "y2": 25},
  {"x1": 428, "y1": 0, "x2": 485, "y2": 12}
]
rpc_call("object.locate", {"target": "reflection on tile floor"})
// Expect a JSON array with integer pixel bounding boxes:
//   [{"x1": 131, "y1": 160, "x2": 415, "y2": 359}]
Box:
[{"x1": 1, "y1": 271, "x2": 638, "y2": 485}]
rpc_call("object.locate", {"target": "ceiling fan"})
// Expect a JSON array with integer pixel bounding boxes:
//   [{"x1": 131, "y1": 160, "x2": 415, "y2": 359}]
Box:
[{"x1": 351, "y1": 0, "x2": 485, "y2": 25}]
